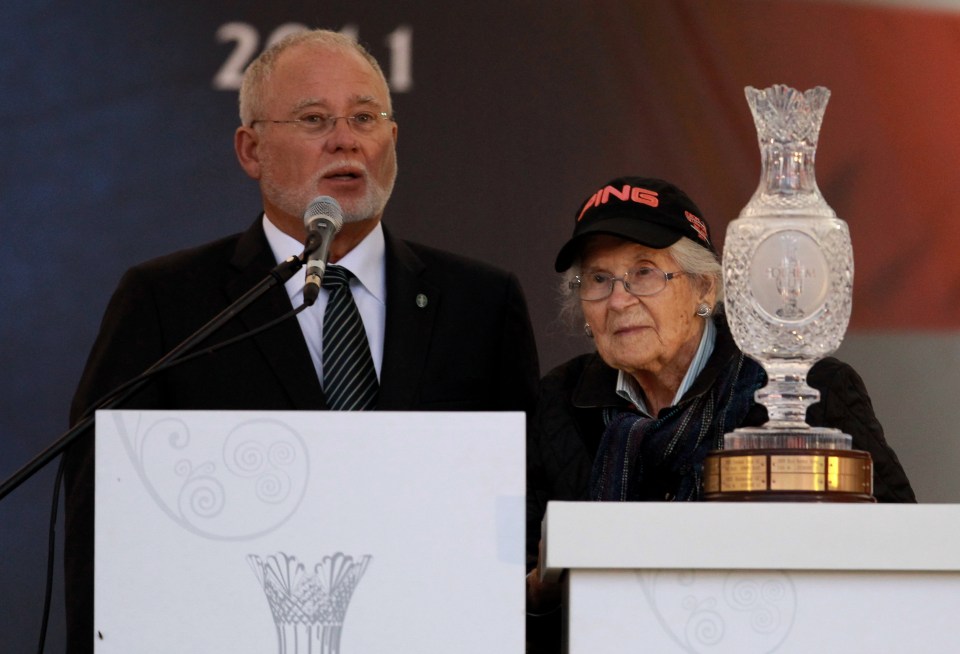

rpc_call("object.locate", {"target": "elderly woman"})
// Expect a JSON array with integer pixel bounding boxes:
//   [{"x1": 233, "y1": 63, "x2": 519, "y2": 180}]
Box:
[{"x1": 525, "y1": 176, "x2": 915, "y2": 648}]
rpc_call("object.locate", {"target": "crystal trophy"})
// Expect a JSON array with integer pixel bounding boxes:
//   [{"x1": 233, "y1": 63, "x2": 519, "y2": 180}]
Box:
[{"x1": 703, "y1": 84, "x2": 873, "y2": 501}]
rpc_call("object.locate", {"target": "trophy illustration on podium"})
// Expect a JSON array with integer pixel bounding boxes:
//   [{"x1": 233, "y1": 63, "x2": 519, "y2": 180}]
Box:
[
  {"x1": 703, "y1": 84, "x2": 874, "y2": 502},
  {"x1": 248, "y1": 551, "x2": 372, "y2": 654}
]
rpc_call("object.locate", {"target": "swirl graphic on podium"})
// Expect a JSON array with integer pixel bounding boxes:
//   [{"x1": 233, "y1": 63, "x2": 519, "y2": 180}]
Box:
[
  {"x1": 248, "y1": 552, "x2": 372, "y2": 654},
  {"x1": 114, "y1": 414, "x2": 310, "y2": 540},
  {"x1": 637, "y1": 569, "x2": 796, "y2": 652}
]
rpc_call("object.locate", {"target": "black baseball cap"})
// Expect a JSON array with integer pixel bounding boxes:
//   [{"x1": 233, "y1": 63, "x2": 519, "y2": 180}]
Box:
[{"x1": 554, "y1": 176, "x2": 716, "y2": 272}]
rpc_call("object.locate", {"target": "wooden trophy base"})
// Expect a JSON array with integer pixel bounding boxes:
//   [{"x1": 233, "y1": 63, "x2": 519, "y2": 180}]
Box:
[{"x1": 703, "y1": 448, "x2": 874, "y2": 502}]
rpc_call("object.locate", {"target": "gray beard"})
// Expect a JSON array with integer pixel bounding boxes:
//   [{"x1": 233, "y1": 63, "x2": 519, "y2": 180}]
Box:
[
  {"x1": 261, "y1": 162, "x2": 397, "y2": 226},
  {"x1": 340, "y1": 168, "x2": 396, "y2": 224}
]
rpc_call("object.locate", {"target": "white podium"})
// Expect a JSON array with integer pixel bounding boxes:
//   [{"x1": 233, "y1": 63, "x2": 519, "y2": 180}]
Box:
[
  {"x1": 542, "y1": 502, "x2": 960, "y2": 653},
  {"x1": 94, "y1": 410, "x2": 526, "y2": 653}
]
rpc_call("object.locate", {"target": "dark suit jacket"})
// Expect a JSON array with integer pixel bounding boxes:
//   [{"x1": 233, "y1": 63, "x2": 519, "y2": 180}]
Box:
[{"x1": 63, "y1": 218, "x2": 540, "y2": 652}]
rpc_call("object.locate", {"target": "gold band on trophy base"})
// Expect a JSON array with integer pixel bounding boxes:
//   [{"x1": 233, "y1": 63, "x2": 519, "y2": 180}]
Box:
[{"x1": 703, "y1": 448, "x2": 874, "y2": 502}]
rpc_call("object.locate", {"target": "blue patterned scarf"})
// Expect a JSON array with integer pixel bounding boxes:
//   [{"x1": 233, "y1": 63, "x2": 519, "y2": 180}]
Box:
[{"x1": 590, "y1": 351, "x2": 765, "y2": 502}]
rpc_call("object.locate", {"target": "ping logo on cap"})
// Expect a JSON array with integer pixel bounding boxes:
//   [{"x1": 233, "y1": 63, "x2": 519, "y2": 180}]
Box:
[
  {"x1": 577, "y1": 184, "x2": 659, "y2": 222},
  {"x1": 685, "y1": 211, "x2": 708, "y2": 242}
]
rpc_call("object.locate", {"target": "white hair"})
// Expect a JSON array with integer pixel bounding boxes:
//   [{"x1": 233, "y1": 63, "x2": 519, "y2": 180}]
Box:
[{"x1": 238, "y1": 29, "x2": 392, "y2": 126}]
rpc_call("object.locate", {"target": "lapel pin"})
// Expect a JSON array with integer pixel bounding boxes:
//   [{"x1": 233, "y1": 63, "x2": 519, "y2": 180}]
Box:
[{"x1": 415, "y1": 293, "x2": 428, "y2": 308}]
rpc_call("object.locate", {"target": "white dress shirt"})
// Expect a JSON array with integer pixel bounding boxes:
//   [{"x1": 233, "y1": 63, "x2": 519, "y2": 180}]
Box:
[{"x1": 261, "y1": 214, "x2": 387, "y2": 383}]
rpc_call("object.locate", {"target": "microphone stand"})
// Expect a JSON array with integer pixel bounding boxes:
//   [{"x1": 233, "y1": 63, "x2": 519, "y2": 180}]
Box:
[{"x1": 0, "y1": 254, "x2": 306, "y2": 502}]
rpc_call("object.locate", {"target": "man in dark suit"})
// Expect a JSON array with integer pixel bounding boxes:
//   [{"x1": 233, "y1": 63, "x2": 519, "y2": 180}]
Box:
[{"x1": 64, "y1": 29, "x2": 539, "y2": 652}]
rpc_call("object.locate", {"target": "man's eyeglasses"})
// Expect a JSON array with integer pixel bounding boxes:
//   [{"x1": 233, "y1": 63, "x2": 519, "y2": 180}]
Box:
[
  {"x1": 570, "y1": 267, "x2": 685, "y2": 301},
  {"x1": 249, "y1": 111, "x2": 395, "y2": 137}
]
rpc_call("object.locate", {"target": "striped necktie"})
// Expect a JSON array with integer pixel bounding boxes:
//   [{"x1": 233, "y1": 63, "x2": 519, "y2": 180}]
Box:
[{"x1": 320, "y1": 265, "x2": 379, "y2": 410}]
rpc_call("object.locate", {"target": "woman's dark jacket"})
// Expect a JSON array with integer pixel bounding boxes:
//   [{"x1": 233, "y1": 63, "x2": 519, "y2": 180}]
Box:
[{"x1": 526, "y1": 318, "x2": 917, "y2": 570}]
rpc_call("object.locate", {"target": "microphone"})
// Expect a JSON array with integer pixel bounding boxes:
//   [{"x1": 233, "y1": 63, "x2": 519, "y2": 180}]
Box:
[{"x1": 302, "y1": 196, "x2": 344, "y2": 305}]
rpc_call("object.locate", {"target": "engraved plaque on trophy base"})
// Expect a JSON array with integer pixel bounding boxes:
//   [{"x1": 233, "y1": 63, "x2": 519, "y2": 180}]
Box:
[{"x1": 703, "y1": 446, "x2": 874, "y2": 502}]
